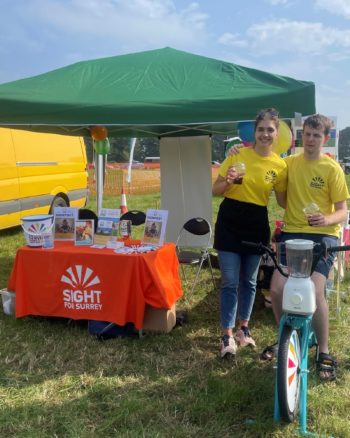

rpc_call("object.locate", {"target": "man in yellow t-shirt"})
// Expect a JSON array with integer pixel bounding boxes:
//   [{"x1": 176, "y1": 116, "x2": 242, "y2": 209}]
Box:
[{"x1": 262, "y1": 114, "x2": 349, "y2": 382}]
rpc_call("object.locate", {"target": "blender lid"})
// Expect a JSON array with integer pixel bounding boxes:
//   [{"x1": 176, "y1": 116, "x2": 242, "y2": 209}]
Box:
[{"x1": 285, "y1": 239, "x2": 314, "y2": 250}]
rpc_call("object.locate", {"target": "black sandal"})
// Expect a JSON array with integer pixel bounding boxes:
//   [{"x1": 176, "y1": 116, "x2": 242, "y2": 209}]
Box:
[
  {"x1": 317, "y1": 352, "x2": 337, "y2": 381},
  {"x1": 260, "y1": 342, "x2": 278, "y2": 361}
]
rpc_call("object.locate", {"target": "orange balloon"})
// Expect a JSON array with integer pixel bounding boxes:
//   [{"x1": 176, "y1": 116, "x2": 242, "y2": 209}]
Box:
[{"x1": 91, "y1": 125, "x2": 108, "y2": 140}]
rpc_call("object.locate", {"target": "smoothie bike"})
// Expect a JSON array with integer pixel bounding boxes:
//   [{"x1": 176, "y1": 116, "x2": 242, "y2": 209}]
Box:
[{"x1": 244, "y1": 239, "x2": 349, "y2": 436}]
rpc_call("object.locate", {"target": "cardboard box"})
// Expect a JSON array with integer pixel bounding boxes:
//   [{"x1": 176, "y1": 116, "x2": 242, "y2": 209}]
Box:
[{"x1": 142, "y1": 303, "x2": 176, "y2": 333}]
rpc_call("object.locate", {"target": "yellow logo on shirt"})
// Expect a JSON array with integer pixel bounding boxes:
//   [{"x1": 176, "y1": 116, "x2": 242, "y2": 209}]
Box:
[
  {"x1": 310, "y1": 176, "x2": 325, "y2": 189},
  {"x1": 265, "y1": 170, "x2": 277, "y2": 183}
]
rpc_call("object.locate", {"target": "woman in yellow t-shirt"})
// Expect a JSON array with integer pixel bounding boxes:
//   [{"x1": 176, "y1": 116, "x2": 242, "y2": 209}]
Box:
[{"x1": 212, "y1": 108, "x2": 287, "y2": 359}]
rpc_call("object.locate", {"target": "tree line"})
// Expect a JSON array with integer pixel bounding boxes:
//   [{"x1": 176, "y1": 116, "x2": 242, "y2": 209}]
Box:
[
  {"x1": 84, "y1": 136, "x2": 227, "y2": 164},
  {"x1": 85, "y1": 127, "x2": 350, "y2": 164}
]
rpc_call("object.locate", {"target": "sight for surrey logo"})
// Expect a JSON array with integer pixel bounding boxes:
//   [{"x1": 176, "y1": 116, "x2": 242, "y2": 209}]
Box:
[{"x1": 61, "y1": 265, "x2": 102, "y2": 311}]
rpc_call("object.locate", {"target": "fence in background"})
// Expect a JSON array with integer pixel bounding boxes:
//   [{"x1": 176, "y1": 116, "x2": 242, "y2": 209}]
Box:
[
  {"x1": 88, "y1": 169, "x2": 160, "y2": 196},
  {"x1": 88, "y1": 168, "x2": 220, "y2": 196}
]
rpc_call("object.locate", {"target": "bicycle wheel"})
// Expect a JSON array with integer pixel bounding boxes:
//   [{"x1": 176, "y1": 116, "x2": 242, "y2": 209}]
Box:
[{"x1": 277, "y1": 325, "x2": 301, "y2": 422}]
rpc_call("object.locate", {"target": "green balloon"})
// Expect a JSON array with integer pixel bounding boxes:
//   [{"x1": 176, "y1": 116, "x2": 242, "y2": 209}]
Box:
[{"x1": 94, "y1": 138, "x2": 110, "y2": 155}]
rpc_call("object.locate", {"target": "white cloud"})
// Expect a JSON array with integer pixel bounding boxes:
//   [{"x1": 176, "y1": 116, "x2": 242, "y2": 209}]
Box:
[
  {"x1": 218, "y1": 33, "x2": 248, "y2": 48},
  {"x1": 328, "y1": 52, "x2": 350, "y2": 62},
  {"x1": 13, "y1": 0, "x2": 210, "y2": 51},
  {"x1": 314, "y1": 0, "x2": 350, "y2": 19},
  {"x1": 245, "y1": 19, "x2": 350, "y2": 55}
]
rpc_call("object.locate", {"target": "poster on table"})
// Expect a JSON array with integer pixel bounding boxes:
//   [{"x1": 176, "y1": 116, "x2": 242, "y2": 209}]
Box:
[
  {"x1": 75, "y1": 219, "x2": 94, "y2": 246},
  {"x1": 94, "y1": 208, "x2": 121, "y2": 245},
  {"x1": 143, "y1": 209, "x2": 168, "y2": 246},
  {"x1": 54, "y1": 207, "x2": 78, "y2": 240}
]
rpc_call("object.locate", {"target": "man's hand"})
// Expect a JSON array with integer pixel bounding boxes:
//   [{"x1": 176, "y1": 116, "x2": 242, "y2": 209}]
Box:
[
  {"x1": 307, "y1": 212, "x2": 326, "y2": 227},
  {"x1": 228, "y1": 142, "x2": 244, "y2": 156}
]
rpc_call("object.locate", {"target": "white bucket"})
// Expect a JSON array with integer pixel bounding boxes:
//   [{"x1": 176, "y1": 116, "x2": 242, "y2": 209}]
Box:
[
  {"x1": 21, "y1": 214, "x2": 54, "y2": 247},
  {"x1": 1, "y1": 289, "x2": 16, "y2": 316}
]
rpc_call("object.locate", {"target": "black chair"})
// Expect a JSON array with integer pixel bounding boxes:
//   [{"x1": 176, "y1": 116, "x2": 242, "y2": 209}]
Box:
[
  {"x1": 120, "y1": 210, "x2": 146, "y2": 226},
  {"x1": 78, "y1": 208, "x2": 98, "y2": 232},
  {"x1": 175, "y1": 217, "x2": 216, "y2": 296}
]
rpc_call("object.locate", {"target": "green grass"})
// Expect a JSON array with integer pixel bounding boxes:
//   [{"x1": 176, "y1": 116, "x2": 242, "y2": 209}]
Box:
[{"x1": 0, "y1": 193, "x2": 350, "y2": 437}]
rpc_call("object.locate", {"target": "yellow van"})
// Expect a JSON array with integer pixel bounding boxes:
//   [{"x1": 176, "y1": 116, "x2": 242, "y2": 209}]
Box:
[{"x1": 0, "y1": 128, "x2": 88, "y2": 230}]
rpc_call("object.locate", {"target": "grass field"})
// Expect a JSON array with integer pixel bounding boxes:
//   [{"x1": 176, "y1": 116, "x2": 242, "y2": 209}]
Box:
[{"x1": 0, "y1": 192, "x2": 350, "y2": 437}]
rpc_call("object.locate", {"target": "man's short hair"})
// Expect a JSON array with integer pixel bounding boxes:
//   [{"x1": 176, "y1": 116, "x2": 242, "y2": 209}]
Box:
[{"x1": 303, "y1": 114, "x2": 332, "y2": 136}]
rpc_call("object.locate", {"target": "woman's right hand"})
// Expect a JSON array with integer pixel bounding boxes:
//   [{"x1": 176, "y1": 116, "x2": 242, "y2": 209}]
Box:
[{"x1": 225, "y1": 165, "x2": 238, "y2": 184}]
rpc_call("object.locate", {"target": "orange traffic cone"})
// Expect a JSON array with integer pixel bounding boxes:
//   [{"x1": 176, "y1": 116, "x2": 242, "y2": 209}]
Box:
[{"x1": 120, "y1": 185, "x2": 128, "y2": 215}]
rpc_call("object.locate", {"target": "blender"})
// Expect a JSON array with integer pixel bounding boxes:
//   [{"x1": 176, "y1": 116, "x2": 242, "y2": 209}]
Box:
[{"x1": 282, "y1": 239, "x2": 316, "y2": 315}]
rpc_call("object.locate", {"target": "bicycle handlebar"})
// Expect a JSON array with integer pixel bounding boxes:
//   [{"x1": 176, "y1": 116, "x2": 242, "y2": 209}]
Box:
[
  {"x1": 241, "y1": 241, "x2": 288, "y2": 277},
  {"x1": 324, "y1": 244, "x2": 350, "y2": 254},
  {"x1": 241, "y1": 240, "x2": 350, "y2": 277}
]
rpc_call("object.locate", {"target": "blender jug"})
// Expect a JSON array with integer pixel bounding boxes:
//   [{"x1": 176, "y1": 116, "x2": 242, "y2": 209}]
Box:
[
  {"x1": 286, "y1": 239, "x2": 314, "y2": 277},
  {"x1": 282, "y1": 239, "x2": 316, "y2": 315}
]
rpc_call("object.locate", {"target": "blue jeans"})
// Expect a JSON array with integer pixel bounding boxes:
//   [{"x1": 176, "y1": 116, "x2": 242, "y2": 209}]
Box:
[{"x1": 218, "y1": 250, "x2": 261, "y2": 329}]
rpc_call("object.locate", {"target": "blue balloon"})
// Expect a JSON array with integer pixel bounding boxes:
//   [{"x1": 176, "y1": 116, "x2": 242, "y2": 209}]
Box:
[{"x1": 238, "y1": 121, "x2": 255, "y2": 143}]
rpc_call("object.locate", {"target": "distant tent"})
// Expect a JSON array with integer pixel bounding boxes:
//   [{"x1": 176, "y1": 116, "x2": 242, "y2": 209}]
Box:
[{"x1": 0, "y1": 47, "x2": 315, "y2": 138}]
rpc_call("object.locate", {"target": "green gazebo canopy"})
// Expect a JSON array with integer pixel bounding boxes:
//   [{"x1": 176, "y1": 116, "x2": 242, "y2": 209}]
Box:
[{"x1": 0, "y1": 47, "x2": 315, "y2": 137}]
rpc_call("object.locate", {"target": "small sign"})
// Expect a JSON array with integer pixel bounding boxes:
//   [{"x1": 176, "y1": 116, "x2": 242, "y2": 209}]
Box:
[
  {"x1": 143, "y1": 209, "x2": 168, "y2": 246},
  {"x1": 54, "y1": 207, "x2": 78, "y2": 240},
  {"x1": 75, "y1": 219, "x2": 94, "y2": 246},
  {"x1": 95, "y1": 208, "x2": 121, "y2": 245}
]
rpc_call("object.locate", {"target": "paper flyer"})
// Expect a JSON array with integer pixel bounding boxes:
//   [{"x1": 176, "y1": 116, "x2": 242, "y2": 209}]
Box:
[
  {"x1": 143, "y1": 209, "x2": 168, "y2": 246},
  {"x1": 75, "y1": 219, "x2": 94, "y2": 246},
  {"x1": 54, "y1": 207, "x2": 78, "y2": 240},
  {"x1": 95, "y1": 208, "x2": 121, "y2": 244}
]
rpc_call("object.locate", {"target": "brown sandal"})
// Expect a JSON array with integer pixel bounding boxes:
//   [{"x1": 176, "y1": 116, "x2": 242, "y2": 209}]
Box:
[
  {"x1": 260, "y1": 342, "x2": 278, "y2": 361},
  {"x1": 317, "y1": 352, "x2": 337, "y2": 381}
]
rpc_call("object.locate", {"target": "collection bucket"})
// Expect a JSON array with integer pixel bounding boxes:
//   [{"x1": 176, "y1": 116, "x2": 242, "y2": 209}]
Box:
[{"x1": 21, "y1": 214, "x2": 54, "y2": 247}]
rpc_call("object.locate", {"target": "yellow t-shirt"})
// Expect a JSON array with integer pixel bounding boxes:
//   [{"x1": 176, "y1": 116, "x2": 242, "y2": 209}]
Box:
[
  {"x1": 283, "y1": 153, "x2": 349, "y2": 237},
  {"x1": 219, "y1": 147, "x2": 287, "y2": 206}
]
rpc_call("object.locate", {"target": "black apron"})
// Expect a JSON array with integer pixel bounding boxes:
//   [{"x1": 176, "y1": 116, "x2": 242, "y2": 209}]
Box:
[{"x1": 214, "y1": 198, "x2": 270, "y2": 255}]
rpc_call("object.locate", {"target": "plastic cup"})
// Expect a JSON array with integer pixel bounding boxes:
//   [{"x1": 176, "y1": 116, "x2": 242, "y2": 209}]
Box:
[
  {"x1": 42, "y1": 232, "x2": 54, "y2": 249},
  {"x1": 303, "y1": 202, "x2": 320, "y2": 226},
  {"x1": 233, "y1": 162, "x2": 246, "y2": 184}
]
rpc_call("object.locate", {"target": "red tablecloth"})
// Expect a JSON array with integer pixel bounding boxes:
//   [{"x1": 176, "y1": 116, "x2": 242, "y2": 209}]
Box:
[{"x1": 7, "y1": 242, "x2": 183, "y2": 329}]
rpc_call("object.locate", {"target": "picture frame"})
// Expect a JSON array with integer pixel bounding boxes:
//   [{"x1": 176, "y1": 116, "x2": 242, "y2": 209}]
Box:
[{"x1": 75, "y1": 219, "x2": 94, "y2": 246}]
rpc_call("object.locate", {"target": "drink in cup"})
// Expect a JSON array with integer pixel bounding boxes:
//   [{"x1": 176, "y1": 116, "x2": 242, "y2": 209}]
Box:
[
  {"x1": 303, "y1": 202, "x2": 320, "y2": 226},
  {"x1": 233, "y1": 162, "x2": 246, "y2": 184}
]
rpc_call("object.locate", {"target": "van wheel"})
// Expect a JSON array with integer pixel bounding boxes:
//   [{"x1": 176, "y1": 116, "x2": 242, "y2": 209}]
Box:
[{"x1": 50, "y1": 195, "x2": 68, "y2": 214}]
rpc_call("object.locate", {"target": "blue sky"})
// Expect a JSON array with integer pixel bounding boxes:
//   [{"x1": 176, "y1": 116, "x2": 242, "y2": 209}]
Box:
[{"x1": 1, "y1": 0, "x2": 349, "y2": 129}]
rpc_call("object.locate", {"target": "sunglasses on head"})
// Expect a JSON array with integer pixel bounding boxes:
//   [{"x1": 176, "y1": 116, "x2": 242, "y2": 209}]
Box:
[{"x1": 257, "y1": 109, "x2": 279, "y2": 118}]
